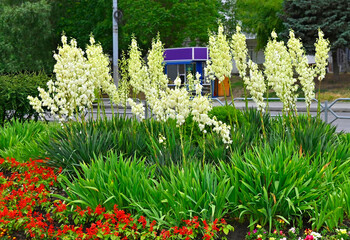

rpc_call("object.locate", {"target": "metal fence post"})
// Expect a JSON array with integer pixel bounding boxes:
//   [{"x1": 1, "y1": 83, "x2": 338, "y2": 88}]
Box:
[{"x1": 324, "y1": 100, "x2": 328, "y2": 123}]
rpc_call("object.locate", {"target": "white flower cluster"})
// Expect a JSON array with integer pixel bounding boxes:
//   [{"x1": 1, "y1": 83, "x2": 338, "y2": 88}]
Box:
[
  {"x1": 231, "y1": 25, "x2": 267, "y2": 112},
  {"x1": 205, "y1": 24, "x2": 233, "y2": 83},
  {"x1": 264, "y1": 31, "x2": 298, "y2": 113},
  {"x1": 287, "y1": 31, "x2": 315, "y2": 109},
  {"x1": 118, "y1": 53, "x2": 131, "y2": 107},
  {"x1": 315, "y1": 29, "x2": 330, "y2": 81},
  {"x1": 245, "y1": 60, "x2": 266, "y2": 112},
  {"x1": 158, "y1": 133, "x2": 166, "y2": 145},
  {"x1": 128, "y1": 98, "x2": 145, "y2": 121},
  {"x1": 127, "y1": 37, "x2": 232, "y2": 145},
  {"x1": 231, "y1": 25, "x2": 248, "y2": 79},
  {"x1": 86, "y1": 36, "x2": 119, "y2": 104},
  {"x1": 147, "y1": 36, "x2": 168, "y2": 91},
  {"x1": 128, "y1": 38, "x2": 147, "y2": 94},
  {"x1": 28, "y1": 36, "x2": 96, "y2": 120}
]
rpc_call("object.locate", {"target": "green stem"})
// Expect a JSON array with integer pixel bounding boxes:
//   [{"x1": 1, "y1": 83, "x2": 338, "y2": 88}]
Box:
[
  {"x1": 90, "y1": 104, "x2": 94, "y2": 122},
  {"x1": 244, "y1": 85, "x2": 248, "y2": 110},
  {"x1": 228, "y1": 77, "x2": 235, "y2": 108},
  {"x1": 202, "y1": 131, "x2": 206, "y2": 166},
  {"x1": 179, "y1": 126, "x2": 186, "y2": 166},
  {"x1": 228, "y1": 78, "x2": 240, "y2": 128},
  {"x1": 317, "y1": 81, "x2": 322, "y2": 119},
  {"x1": 222, "y1": 79, "x2": 228, "y2": 106},
  {"x1": 266, "y1": 82, "x2": 270, "y2": 113},
  {"x1": 189, "y1": 117, "x2": 195, "y2": 144},
  {"x1": 259, "y1": 111, "x2": 266, "y2": 139},
  {"x1": 110, "y1": 98, "x2": 115, "y2": 119}
]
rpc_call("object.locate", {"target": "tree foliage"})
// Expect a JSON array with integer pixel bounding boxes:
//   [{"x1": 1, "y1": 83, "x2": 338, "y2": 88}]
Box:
[
  {"x1": 281, "y1": 0, "x2": 350, "y2": 75},
  {"x1": 235, "y1": 0, "x2": 285, "y2": 49},
  {"x1": 0, "y1": 0, "x2": 223, "y2": 73},
  {"x1": 57, "y1": 0, "x2": 221, "y2": 55},
  {"x1": 0, "y1": 0, "x2": 56, "y2": 73},
  {"x1": 281, "y1": 0, "x2": 350, "y2": 53}
]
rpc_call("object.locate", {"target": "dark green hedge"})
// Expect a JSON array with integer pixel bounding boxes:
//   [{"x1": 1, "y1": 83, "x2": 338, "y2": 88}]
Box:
[{"x1": 0, "y1": 72, "x2": 49, "y2": 125}]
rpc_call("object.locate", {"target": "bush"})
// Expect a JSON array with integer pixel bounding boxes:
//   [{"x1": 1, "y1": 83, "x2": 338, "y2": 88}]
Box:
[
  {"x1": 60, "y1": 153, "x2": 231, "y2": 227},
  {"x1": 41, "y1": 120, "x2": 116, "y2": 177},
  {"x1": 220, "y1": 141, "x2": 350, "y2": 231},
  {"x1": 0, "y1": 72, "x2": 49, "y2": 125},
  {"x1": 0, "y1": 120, "x2": 56, "y2": 162}
]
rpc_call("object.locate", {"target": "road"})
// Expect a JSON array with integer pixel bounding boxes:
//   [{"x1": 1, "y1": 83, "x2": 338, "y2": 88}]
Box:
[{"x1": 212, "y1": 98, "x2": 350, "y2": 133}]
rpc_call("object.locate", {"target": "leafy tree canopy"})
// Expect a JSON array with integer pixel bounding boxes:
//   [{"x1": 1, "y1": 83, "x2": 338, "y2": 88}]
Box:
[
  {"x1": 281, "y1": 0, "x2": 350, "y2": 53},
  {"x1": 0, "y1": 0, "x2": 56, "y2": 73},
  {"x1": 235, "y1": 0, "x2": 285, "y2": 49},
  {"x1": 57, "y1": 0, "x2": 222, "y2": 55}
]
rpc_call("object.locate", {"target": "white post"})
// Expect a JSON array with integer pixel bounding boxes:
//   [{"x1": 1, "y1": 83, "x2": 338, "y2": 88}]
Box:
[{"x1": 113, "y1": 0, "x2": 118, "y2": 86}]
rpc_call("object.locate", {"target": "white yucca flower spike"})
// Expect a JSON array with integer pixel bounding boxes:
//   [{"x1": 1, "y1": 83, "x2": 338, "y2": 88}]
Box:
[
  {"x1": 28, "y1": 35, "x2": 120, "y2": 121},
  {"x1": 147, "y1": 36, "x2": 168, "y2": 90},
  {"x1": 287, "y1": 30, "x2": 315, "y2": 109},
  {"x1": 128, "y1": 38, "x2": 146, "y2": 94},
  {"x1": 264, "y1": 31, "x2": 298, "y2": 113},
  {"x1": 205, "y1": 24, "x2": 233, "y2": 83},
  {"x1": 315, "y1": 29, "x2": 330, "y2": 81},
  {"x1": 231, "y1": 25, "x2": 248, "y2": 79},
  {"x1": 245, "y1": 60, "x2": 266, "y2": 112}
]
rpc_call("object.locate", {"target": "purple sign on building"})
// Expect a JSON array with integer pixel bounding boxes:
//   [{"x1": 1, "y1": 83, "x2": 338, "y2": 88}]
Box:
[{"x1": 164, "y1": 47, "x2": 208, "y2": 62}]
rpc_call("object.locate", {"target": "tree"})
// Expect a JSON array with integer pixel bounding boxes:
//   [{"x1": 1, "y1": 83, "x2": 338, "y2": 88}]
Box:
[
  {"x1": 57, "y1": 0, "x2": 222, "y2": 56},
  {"x1": 0, "y1": 0, "x2": 56, "y2": 73},
  {"x1": 56, "y1": 0, "x2": 113, "y2": 55},
  {"x1": 281, "y1": 0, "x2": 350, "y2": 76},
  {"x1": 235, "y1": 0, "x2": 285, "y2": 49}
]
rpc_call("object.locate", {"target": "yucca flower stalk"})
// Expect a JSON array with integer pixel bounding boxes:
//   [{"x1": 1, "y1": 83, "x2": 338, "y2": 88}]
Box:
[
  {"x1": 314, "y1": 29, "x2": 330, "y2": 118},
  {"x1": 287, "y1": 31, "x2": 315, "y2": 120},
  {"x1": 205, "y1": 23, "x2": 233, "y2": 106},
  {"x1": 264, "y1": 31, "x2": 298, "y2": 115},
  {"x1": 245, "y1": 60, "x2": 267, "y2": 138},
  {"x1": 231, "y1": 25, "x2": 249, "y2": 109},
  {"x1": 127, "y1": 37, "x2": 233, "y2": 163},
  {"x1": 28, "y1": 35, "x2": 116, "y2": 122},
  {"x1": 118, "y1": 51, "x2": 131, "y2": 118}
]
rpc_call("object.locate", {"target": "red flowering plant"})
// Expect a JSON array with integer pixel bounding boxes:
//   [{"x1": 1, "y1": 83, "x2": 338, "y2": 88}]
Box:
[{"x1": 0, "y1": 157, "x2": 234, "y2": 239}]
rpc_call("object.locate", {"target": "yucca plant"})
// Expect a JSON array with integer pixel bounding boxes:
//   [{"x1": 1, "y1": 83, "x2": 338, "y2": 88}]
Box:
[
  {"x1": 288, "y1": 115, "x2": 338, "y2": 156},
  {"x1": 219, "y1": 141, "x2": 350, "y2": 232},
  {"x1": 58, "y1": 153, "x2": 156, "y2": 211},
  {"x1": 59, "y1": 153, "x2": 233, "y2": 227},
  {"x1": 41, "y1": 120, "x2": 116, "y2": 176},
  {"x1": 0, "y1": 119, "x2": 46, "y2": 152},
  {"x1": 0, "y1": 120, "x2": 56, "y2": 161}
]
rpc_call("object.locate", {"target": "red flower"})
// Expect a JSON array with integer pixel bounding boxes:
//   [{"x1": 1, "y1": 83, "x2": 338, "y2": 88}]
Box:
[
  {"x1": 203, "y1": 233, "x2": 212, "y2": 240},
  {"x1": 94, "y1": 204, "x2": 105, "y2": 215},
  {"x1": 305, "y1": 235, "x2": 314, "y2": 240},
  {"x1": 138, "y1": 216, "x2": 147, "y2": 228},
  {"x1": 54, "y1": 201, "x2": 67, "y2": 212}
]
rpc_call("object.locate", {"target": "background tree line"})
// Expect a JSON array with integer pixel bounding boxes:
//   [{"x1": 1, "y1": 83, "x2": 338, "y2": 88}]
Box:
[{"x1": 0, "y1": 0, "x2": 348, "y2": 74}]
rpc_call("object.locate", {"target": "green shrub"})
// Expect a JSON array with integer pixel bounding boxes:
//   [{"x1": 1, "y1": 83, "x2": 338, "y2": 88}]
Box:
[
  {"x1": 220, "y1": 141, "x2": 350, "y2": 231},
  {"x1": 209, "y1": 105, "x2": 243, "y2": 126},
  {"x1": 0, "y1": 72, "x2": 49, "y2": 125},
  {"x1": 0, "y1": 120, "x2": 55, "y2": 161},
  {"x1": 41, "y1": 120, "x2": 116, "y2": 176},
  {"x1": 59, "y1": 153, "x2": 232, "y2": 227},
  {"x1": 290, "y1": 115, "x2": 338, "y2": 155}
]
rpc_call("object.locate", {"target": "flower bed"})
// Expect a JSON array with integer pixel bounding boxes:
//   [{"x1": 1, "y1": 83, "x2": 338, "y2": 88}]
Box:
[
  {"x1": 0, "y1": 157, "x2": 233, "y2": 240},
  {"x1": 1, "y1": 157, "x2": 349, "y2": 239}
]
